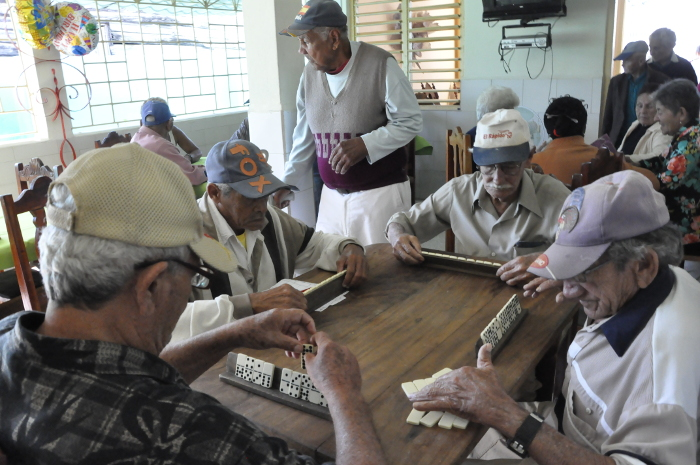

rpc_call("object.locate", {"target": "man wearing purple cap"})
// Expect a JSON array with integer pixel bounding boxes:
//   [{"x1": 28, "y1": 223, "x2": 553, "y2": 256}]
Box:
[
  {"x1": 408, "y1": 171, "x2": 700, "y2": 464},
  {"x1": 602, "y1": 41, "x2": 669, "y2": 147},
  {"x1": 132, "y1": 98, "x2": 207, "y2": 185},
  {"x1": 171, "y1": 139, "x2": 368, "y2": 343},
  {"x1": 273, "y1": 0, "x2": 422, "y2": 247}
]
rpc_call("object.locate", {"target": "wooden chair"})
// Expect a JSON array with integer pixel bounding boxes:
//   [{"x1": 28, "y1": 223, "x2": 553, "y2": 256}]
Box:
[
  {"x1": 445, "y1": 128, "x2": 472, "y2": 252},
  {"x1": 1, "y1": 176, "x2": 51, "y2": 311},
  {"x1": 570, "y1": 147, "x2": 624, "y2": 190},
  {"x1": 15, "y1": 158, "x2": 63, "y2": 194},
  {"x1": 95, "y1": 131, "x2": 132, "y2": 148}
]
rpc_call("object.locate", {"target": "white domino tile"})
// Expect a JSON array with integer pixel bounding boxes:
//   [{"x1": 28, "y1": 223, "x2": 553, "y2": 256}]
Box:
[
  {"x1": 279, "y1": 380, "x2": 290, "y2": 394},
  {"x1": 262, "y1": 362, "x2": 275, "y2": 377},
  {"x1": 300, "y1": 387, "x2": 310, "y2": 401},
  {"x1": 236, "y1": 353, "x2": 246, "y2": 367},
  {"x1": 419, "y1": 411, "x2": 444, "y2": 427},
  {"x1": 423, "y1": 378, "x2": 435, "y2": 385},
  {"x1": 290, "y1": 371, "x2": 303, "y2": 386},
  {"x1": 319, "y1": 396, "x2": 328, "y2": 408},
  {"x1": 413, "y1": 379, "x2": 428, "y2": 390},
  {"x1": 252, "y1": 371, "x2": 263, "y2": 385},
  {"x1": 308, "y1": 390, "x2": 322, "y2": 404},
  {"x1": 432, "y1": 368, "x2": 452, "y2": 378},
  {"x1": 261, "y1": 374, "x2": 272, "y2": 388},
  {"x1": 452, "y1": 416, "x2": 469, "y2": 429},
  {"x1": 401, "y1": 381, "x2": 418, "y2": 396},
  {"x1": 406, "y1": 409, "x2": 426, "y2": 425},
  {"x1": 245, "y1": 357, "x2": 255, "y2": 369},
  {"x1": 281, "y1": 368, "x2": 293, "y2": 383},
  {"x1": 254, "y1": 359, "x2": 264, "y2": 373},
  {"x1": 438, "y1": 412, "x2": 456, "y2": 429},
  {"x1": 288, "y1": 384, "x2": 300, "y2": 398}
]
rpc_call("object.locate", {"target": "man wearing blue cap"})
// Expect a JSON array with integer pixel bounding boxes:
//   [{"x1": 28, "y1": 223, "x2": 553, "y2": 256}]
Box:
[
  {"x1": 273, "y1": 0, "x2": 422, "y2": 247},
  {"x1": 602, "y1": 41, "x2": 669, "y2": 147},
  {"x1": 171, "y1": 139, "x2": 368, "y2": 342},
  {"x1": 132, "y1": 98, "x2": 207, "y2": 185},
  {"x1": 387, "y1": 109, "x2": 571, "y2": 285}
]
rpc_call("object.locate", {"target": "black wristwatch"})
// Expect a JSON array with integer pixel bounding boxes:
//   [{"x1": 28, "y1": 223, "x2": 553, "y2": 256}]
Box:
[{"x1": 506, "y1": 412, "x2": 544, "y2": 458}]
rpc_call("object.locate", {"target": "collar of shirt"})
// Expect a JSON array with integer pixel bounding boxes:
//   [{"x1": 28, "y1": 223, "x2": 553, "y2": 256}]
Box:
[
  {"x1": 205, "y1": 195, "x2": 264, "y2": 263},
  {"x1": 599, "y1": 265, "x2": 675, "y2": 357},
  {"x1": 473, "y1": 171, "x2": 544, "y2": 218},
  {"x1": 648, "y1": 53, "x2": 680, "y2": 64},
  {"x1": 546, "y1": 135, "x2": 587, "y2": 149},
  {"x1": 325, "y1": 41, "x2": 361, "y2": 91},
  {"x1": 14, "y1": 312, "x2": 183, "y2": 383}
]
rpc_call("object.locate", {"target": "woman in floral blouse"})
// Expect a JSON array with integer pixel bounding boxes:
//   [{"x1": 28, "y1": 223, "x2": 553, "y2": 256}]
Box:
[{"x1": 640, "y1": 79, "x2": 700, "y2": 275}]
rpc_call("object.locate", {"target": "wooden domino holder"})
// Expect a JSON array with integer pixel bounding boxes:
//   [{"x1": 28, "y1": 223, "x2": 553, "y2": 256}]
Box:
[
  {"x1": 219, "y1": 352, "x2": 331, "y2": 421},
  {"x1": 303, "y1": 270, "x2": 347, "y2": 312},
  {"x1": 474, "y1": 308, "x2": 529, "y2": 362},
  {"x1": 420, "y1": 248, "x2": 503, "y2": 279}
]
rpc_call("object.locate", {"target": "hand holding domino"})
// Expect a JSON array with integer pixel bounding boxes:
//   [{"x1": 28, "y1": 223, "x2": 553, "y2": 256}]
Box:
[
  {"x1": 303, "y1": 331, "x2": 364, "y2": 404},
  {"x1": 240, "y1": 308, "x2": 316, "y2": 356}
]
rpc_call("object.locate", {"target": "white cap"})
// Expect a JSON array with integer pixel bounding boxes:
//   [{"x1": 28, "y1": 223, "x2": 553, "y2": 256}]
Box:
[{"x1": 473, "y1": 109, "x2": 531, "y2": 166}]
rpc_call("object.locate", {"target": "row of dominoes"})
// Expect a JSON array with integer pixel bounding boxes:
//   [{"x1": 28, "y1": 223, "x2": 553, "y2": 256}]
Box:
[
  {"x1": 235, "y1": 354, "x2": 275, "y2": 388},
  {"x1": 422, "y1": 251, "x2": 500, "y2": 268},
  {"x1": 400, "y1": 368, "x2": 469, "y2": 430},
  {"x1": 480, "y1": 295, "x2": 522, "y2": 347},
  {"x1": 279, "y1": 368, "x2": 328, "y2": 408}
]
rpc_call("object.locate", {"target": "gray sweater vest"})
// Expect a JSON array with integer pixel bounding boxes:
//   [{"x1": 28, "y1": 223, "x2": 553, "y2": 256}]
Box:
[{"x1": 304, "y1": 42, "x2": 408, "y2": 191}]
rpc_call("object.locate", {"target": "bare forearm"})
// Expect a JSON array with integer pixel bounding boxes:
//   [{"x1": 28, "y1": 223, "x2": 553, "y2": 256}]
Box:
[{"x1": 329, "y1": 392, "x2": 387, "y2": 465}]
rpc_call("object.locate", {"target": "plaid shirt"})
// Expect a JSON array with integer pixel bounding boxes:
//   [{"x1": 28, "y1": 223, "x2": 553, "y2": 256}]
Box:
[{"x1": 0, "y1": 312, "x2": 320, "y2": 465}]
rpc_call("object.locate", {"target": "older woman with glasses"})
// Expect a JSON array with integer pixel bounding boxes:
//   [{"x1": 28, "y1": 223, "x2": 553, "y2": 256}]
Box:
[{"x1": 409, "y1": 171, "x2": 700, "y2": 464}]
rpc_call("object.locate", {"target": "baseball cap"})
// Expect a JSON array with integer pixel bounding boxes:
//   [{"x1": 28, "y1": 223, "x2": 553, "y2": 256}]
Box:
[
  {"x1": 527, "y1": 171, "x2": 669, "y2": 280},
  {"x1": 46, "y1": 143, "x2": 237, "y2": 273},
  {"x1": 141, "y1": 101, "x2": 174, "y2": 126},
  {"x1": 614, "y1": 41, "x2": 648, "y2": 61},
  {"x1": 279, "y1": 0, "x2": 347, "y2": 38},
  {"x1": 205, "y1": 139, "x2": 297, "y2": 199},
  {"x1": 473, "y1": 109, "x2": 531, "y2": 166}
]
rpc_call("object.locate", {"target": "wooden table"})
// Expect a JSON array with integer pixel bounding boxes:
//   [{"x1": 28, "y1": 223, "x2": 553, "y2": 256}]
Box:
[{"x1": 191, "y1": 244, "x2": 577, "y2": 464}]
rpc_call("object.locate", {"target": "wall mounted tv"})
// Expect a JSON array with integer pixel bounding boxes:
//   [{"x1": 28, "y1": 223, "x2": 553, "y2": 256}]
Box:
[{"x1": 482, "y1": 0, "x2": 566, "y2": 23}]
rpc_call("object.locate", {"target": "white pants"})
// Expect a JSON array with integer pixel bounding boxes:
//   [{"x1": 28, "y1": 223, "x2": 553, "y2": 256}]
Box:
[{"x1": 316, "y1": 180, "x2": 411, "y2": 247}]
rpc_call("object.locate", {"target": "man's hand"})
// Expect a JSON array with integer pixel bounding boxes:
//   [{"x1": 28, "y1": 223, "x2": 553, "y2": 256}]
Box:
[
  {"x1": 337, "y1": 244, "x2": 369, "y2": 288},
  {"x1": 329, "y1": 137, "x2": 368, "y2": 175},
  {"x1": 496, "y1": 252, "x2": 540, "y2": 286},
  {"x1": 523, "y1": 277, "x2": 564, "y2": 301},
  {"x1": 409, "y1": 344, "x2": 520, "y2": 427},
  {"x1": 272, "y1": 188, "x2": 293, "y2": 209},
  {"x1": 249, "y1": 284, "x2": 307, "y2": 313},
  {"x1": 304, "y1": 332, "x2": 363, "y2": 402},
  {"x1": 236, "y1": 308, "x2": 316, "y2": 354},
  {"x1": 391, "y1": 234, "x2": 424, "y2": 265}
]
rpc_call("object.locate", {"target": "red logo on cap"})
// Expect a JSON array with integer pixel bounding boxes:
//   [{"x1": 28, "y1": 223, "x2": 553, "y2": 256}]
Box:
[{"x1": 531, "y1": 255, "x2": 549, "y2": 269}]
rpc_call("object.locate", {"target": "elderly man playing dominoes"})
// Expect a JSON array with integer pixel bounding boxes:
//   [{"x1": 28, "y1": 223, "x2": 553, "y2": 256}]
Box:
[
  {"x1": 386, "y1": 109, "x2": 571, "y2": 285},
  {"x1": 410, "y1": 171, "x2": 700, "y2": 465},
  {"x1": 171, "y1": 139, "x2": 368, "y2": 343},
  {"x1": 0, "y1": 144, "x2": 386, "y2": 465}
]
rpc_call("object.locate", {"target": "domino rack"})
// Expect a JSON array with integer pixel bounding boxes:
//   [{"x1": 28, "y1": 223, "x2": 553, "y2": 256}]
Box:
[
  {"x1": 219, "y1": 352, "x2": 332, "y2": 421},
  {"x1": 420, "y1": 248, "x2": 503, "y2": 278},
  {"x1": 303, "y1": 270, "x2": 347, "y2": 312},
  {"x1": 474, "y1": 308, "x2": 528, "y2": 361}
]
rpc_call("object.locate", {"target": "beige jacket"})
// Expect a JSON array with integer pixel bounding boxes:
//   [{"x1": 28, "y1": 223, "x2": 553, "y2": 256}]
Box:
[{"x1": 619, "y1": 121, "x2": 672, "y2": 163}]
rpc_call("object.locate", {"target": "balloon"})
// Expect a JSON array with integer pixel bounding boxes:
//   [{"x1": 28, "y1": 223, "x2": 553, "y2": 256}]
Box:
[
  {"x1": 14, "y1": 0, "x2": 55, "y2": 49},
  {"x1": 52, "y1": 2, "x2": 99, "y2": 56}
]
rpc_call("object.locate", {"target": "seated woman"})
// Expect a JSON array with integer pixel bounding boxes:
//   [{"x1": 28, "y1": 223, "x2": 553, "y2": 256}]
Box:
[
  {"x1": 619, "y1": 83, "x2": 673, "y2": 163},
  {"x1": 639, "y1": 79, "x2": 700, "y2": 277},
  {"x1": 531, "y1": 96, "x2": 598, "y2": 184}
]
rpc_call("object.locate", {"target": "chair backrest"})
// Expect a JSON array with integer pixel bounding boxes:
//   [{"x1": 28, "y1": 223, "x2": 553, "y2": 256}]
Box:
[
  {"x1": 1, "y1": 175, "x2": 51, "y2": 311},
  {"x1": 570, "y1": 147, "x2": 623, "y2": 190},
  {"x1": 445, "y1": 128, "x2": 473, "y2": 252},
  {"x1": 15, "y1": 158, "x2": 62, "y2": 194},
  {"x1": 95, "y1": 131, "x2": 132, "y2": 149}
]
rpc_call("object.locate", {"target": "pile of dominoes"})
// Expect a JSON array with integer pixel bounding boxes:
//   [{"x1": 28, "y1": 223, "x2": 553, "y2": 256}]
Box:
[
  {"x1": 480, "y1": 294, "x2": 522, "y2": 348},
  {"x1": 422, "y1": 250, "x2": 501, "y2": 267},
  {"x1": 279, "y1": 368, "x2": 328, "y2": 407},
  {"x1": 234, "y1": 354, "x2": 276, "y2": 388},
  {"x1": 400, "y1": 368, "x2": 469, "y2": 430}
]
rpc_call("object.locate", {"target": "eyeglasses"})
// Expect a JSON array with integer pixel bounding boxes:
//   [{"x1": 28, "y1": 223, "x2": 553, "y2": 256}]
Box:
[
  {"x1": 135, "y1": 259, "x2": 215, "y2": 289},
  {"x1": 570, "y1": 260, "x2": 611, "y2": 284},
  {"x1": 479, "y1": 162, "x2": 523, "y2": 176}
]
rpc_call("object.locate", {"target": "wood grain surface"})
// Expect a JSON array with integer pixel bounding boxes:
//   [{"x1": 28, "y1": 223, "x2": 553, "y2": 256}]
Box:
[{"x1": 190, "y1": 243, "x2": 577, "y2": 464}]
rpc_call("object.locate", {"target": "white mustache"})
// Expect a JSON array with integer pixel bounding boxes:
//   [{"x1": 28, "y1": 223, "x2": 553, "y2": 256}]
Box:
[{"x1": 485, "y1": 183, "x2": 515, "y2": 191}]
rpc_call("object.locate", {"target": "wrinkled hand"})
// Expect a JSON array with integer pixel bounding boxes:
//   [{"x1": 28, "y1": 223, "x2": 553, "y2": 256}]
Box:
[
  {"x1": 522, "y1": 277, "x2": 564, "y2": 301},
  {"x1": 237, "y1": 308, "x2": 316, "y2": 354},
  {"x1": 496, "y1": 252, "x2": 540, "y2": 286},
  {"x1": 336, "y1": 244, "x2": 369, "y2": 288},
  {"x1": 390, "y1": 234, "x2": 424, "y2": 265},
  {"x1": 329, "y1": 137, "x2": 368, "y2": 175},
  {"x1": 249, "y1": 284, "x2": 307, "y2": 313},
  {"x1": 272, "y1": 188, "x2": 293, "y2": 209},
  {"x1": 304, "y1": 332, "x2": 363, "y2": 402},
  {"x1": 408, "y1": 344, "x2": 515, "y2": 426}
]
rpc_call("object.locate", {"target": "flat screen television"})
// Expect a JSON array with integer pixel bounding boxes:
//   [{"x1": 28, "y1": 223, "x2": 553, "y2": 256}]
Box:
[{"x1": 482, "y1": 0, "x2": 566, "y2": 22}]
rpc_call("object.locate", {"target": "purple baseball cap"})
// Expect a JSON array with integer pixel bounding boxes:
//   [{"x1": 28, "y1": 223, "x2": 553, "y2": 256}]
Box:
[{"x1": 527, "y1": 171, "x2": 669, "y2": 280}]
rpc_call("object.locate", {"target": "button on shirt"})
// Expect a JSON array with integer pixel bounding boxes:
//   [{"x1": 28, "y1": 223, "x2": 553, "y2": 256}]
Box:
[{"x1": 387, "y1": 170, "x2": 571, "y2": 260}]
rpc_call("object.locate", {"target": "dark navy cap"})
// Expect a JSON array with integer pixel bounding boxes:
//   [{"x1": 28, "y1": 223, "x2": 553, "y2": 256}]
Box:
[{"x1": 279, "y1": 0, "x2": 347, "y2": 38}]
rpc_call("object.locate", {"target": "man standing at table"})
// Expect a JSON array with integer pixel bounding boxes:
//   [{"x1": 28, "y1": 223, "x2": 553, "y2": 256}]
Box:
[
  {"x1": 171, "y1": 139, "x2": 368, "y2": 343},
  {"x1": 272, "y1": 0, "x2": 422, "y2": 246},
  {"x1": 387, "y1": 109, "x2": 572, "y2": 285}
]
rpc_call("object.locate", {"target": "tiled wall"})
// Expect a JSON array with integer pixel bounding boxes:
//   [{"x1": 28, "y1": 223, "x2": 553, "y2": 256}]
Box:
[
  {"x1": 0, "y1": 111, "x2": 247, "y2": 199},
  {"x1": 414, "y1": 77, "x2": 604, "y2": 200}
]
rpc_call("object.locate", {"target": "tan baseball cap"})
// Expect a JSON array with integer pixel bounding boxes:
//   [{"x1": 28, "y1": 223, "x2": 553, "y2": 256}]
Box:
[{"x1": 47, "y1": 143, "x2": 237, "y2": 273}]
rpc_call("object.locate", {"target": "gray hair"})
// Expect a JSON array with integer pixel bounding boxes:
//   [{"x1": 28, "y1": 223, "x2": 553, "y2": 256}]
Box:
[
  {"x1": 653, "y1": 79, "x2": 700, "y2": 120},
  {"x1": 602, "y1": 223, "x2": 683, "y2": 271},
  {"x1": 212, "y1": 183, "x2": 234, "y2": 196},
  {"x1": 650, "y1": 28, "x2": 676, "y2": 47},
  {"x1": 314, "y1": 25, "x2": 349, "y2": 40},
  {"x1": 476, "y1": 86, "x2": 520, "y2": 121},
  {"x1": 39, "y1": 185, "x2": 190, "y2": 310}
]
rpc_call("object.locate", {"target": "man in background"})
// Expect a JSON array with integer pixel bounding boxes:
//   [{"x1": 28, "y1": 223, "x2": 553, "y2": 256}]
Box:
[{"x1": 648, "y1": 28, "x2": 698, "y2": 85}]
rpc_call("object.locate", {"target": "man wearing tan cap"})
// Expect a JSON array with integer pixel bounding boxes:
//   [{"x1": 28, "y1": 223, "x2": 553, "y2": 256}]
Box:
[{"x1": 0, "y1": 144, "x2": 386, "y2": 465}]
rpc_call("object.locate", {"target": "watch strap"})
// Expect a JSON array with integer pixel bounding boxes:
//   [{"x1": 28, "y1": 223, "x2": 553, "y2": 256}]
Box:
[{"x1": 506, "y1": 412, "x2": 544, "y2": 458}]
